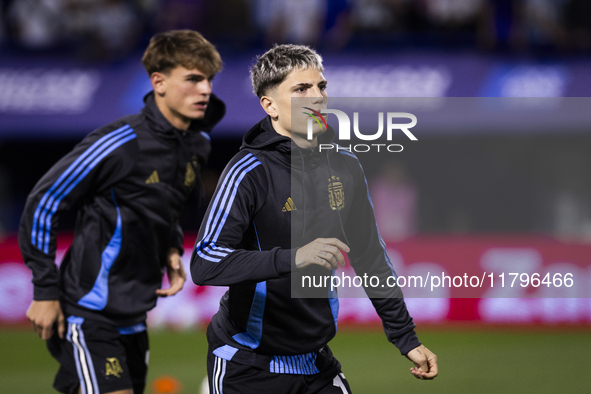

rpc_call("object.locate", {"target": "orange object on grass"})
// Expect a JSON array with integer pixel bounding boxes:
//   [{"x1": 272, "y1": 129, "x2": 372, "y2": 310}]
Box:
[{"x1": 152, "y1": 375, "x2": 182, "y2": 394}]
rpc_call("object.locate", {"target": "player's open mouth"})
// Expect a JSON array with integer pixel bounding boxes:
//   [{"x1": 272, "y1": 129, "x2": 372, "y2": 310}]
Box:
[{"x1": 194, "y1": 101, "x2": 208, "y2": 109}]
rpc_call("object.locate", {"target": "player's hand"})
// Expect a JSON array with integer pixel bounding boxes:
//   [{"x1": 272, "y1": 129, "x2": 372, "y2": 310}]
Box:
[
  {"x1": 156, "y1": 248, "x2": 186, "y2": 297},
  {"x1": 295, "y1": 238, "x2": 350, "y2": 271},
  {"x1": 406, "y1": 344, "x2": 438, "y2": 380},
  {"x1": 26, "y1": 300, "x2": 65, "y2": 340}
]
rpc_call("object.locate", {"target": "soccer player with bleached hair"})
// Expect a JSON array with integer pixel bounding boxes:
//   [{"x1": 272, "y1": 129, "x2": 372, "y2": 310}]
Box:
[
  {"x1": 19, "y1": 30, "x2": 225, "y2": 394},
  {"x1": 191, "y1": 44, "x2": 437, "y2": 393}
]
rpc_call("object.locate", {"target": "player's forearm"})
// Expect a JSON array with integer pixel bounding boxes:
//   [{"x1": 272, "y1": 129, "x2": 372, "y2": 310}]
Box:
[
  {"x1": 190, "y1": 247, "x2": 293, "y2": 286},
  {"x1": 394, "y1": 329, "x2": 422, "y2": 356},
  {"x1": 371, "y1": 297, "x2": 421, "y2": 354}
]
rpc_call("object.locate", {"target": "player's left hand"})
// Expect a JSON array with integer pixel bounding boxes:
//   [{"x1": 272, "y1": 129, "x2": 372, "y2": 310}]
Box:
[
  {"x1": 405, "y1": 344, "x2": 438, "y2": 380},
  {"x1": 156, "y1": 248, "x2": 186, "y2": 297}
]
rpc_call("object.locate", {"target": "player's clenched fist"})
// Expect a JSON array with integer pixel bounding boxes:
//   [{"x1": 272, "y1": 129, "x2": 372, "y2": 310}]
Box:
[
  {"x1": 156, "y1": 247, "x2": 187, "y2": 297},
  {"x1": 26, "y1": 300, "x2": 65, "y2": 340},
  {"x1": 295, "y1": 238, "x2": 350, "y2": 271},
  {"x1": 406, "y1": 344, "x2": 438, "y2": 380}
]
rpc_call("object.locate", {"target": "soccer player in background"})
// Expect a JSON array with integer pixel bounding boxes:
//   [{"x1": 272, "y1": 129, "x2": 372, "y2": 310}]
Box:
[
  {"x1": 190, "y1": 44, "x2": 437, "y2": 393},
  {"x1": 19, "y1": 30, "x2": 225, "y2": 394}
]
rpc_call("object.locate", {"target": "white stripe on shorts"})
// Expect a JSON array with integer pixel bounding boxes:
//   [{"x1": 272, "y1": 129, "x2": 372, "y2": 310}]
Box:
[
  {"x1": 67, "y1": 322, "x2": 99, "y2": 394},
  {"x1": 212, "y1": 356, "x2": 227, "y2": 394}
]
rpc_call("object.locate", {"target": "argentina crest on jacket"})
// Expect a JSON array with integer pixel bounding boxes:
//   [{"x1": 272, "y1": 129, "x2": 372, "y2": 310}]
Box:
[
  {"x1": 328, "y1": 175, "x2": 344, "y2": 211},
  {"x1": 184, "y1": 155, "x2": 198, "y2": 187}
]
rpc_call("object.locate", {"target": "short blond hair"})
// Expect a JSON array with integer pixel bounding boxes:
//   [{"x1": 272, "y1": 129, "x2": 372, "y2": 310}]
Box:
[{"x1": 250, "y1": 44, "x2": 323, "y2": 98}]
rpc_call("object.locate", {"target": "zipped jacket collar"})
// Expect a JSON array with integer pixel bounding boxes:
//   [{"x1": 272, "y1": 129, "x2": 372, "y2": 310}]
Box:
[
  {"x1": 141, "y1": 91, "x2": 226, "y2": 140},
  {"x1": 240, "y1": 116, "x2": 335, "y2": 170}
]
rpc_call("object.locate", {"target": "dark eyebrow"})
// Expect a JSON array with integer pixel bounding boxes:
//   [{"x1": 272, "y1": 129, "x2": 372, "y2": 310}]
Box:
[{"x1": 292, "y1": 83, "x2": 313, "y2": 90}]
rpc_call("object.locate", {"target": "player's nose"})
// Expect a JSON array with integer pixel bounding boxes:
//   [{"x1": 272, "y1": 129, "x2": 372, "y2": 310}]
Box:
[
  {"x1": 310, "y1": 86, "x2": 322, "y2": 97},
  {"x1": 197, "y1": 80, "x2": 212, "y2": 96},
  {"x1": 311, "y1": 93, "x2": 326, "y2": 105}
]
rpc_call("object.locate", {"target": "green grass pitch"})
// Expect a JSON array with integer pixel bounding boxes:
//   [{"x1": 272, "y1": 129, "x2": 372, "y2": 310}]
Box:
[{"x1": 1, "y1": 326, "x2": 590, "y2": 393}]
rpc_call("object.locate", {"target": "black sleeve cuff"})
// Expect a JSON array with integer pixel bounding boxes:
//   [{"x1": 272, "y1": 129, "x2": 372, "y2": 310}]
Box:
[
  {"x1": 171, "y1": 246, "x2": 184, "y2": 257},
  {"x1": 392, "y1": 329, "x2": 422, "y2": 355},
  {"x1": 33, "y1": 284, "x2": 60, "y2": 301},
  {"x1": 275, "y1": 248, "x2": 299, "y2": 277}
]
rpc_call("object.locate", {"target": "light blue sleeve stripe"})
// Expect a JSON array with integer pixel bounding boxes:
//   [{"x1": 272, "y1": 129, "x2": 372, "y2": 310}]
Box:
[
  {"x1": 204, "y1": 249, "x2": 230, "y2": 258},
  {"x1": 196, "y1": 155, "x2": 261, "y2": 263},
  {"x1": 36, "y1": 128, "x2": 134, "y2": 251},
  {"x1": 36, "y1": 128, "x2": 133, "y2": 250},
  {"x1": 208, "y1": 161, "x2": 261, "y2": 247},
  {"x1": 195, "y1": 154, "x2": 256, "y2": 261},
  {"x1": 41, "y1": 131, "x2": 134, "y2": 251},
  {"x1": 201, "y1": 157, "x2": 259, "y2": 254},
  {"x1": 200, "y1": 154, "x2": 253, "y2": 239},
  {"x1": 196, "y1": 249, "x2": 222, "y2": 263},
  {"x1": 31, "y1": 125, "x2": 131, "y2": 249},
  {"x1": 41, "y1": 133, "x2": 136, "y2": 253},
  {"x1": 214, "y1": 246, "x2": 234, "y2": 253}
]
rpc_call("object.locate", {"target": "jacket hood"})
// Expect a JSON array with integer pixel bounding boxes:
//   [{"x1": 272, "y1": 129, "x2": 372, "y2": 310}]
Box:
[
  {"x1": 241, "y1": 116, "x2": 335, "y2": 155},
  {"x1": 141, "y1": 91, "x2": 226, "y2": 139}
]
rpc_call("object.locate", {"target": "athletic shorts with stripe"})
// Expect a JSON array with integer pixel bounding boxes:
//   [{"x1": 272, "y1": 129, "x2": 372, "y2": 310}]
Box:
[
  {"x1": 206, "y1": 343, "x2": 352, "y2": 394},
  {"x1": 47, "y1": 315, "x2": 149, "y2": 394}
]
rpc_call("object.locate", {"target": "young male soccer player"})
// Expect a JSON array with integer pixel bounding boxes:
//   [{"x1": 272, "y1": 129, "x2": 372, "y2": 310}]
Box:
[
  {"x1": 19, "y1": 30, "x2": 225, "y2": 394},
  {"x1": 190, "y1": 44, "x2": 438, "y2": 393}
]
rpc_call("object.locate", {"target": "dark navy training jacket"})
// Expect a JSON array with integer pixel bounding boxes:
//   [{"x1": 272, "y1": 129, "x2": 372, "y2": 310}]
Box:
[
  {"x1": 19, "y1": 92, "x2": 225, "y2": 326},
  {"x1": 190, "y1": 116, "x2": 420, "y2": 373}
]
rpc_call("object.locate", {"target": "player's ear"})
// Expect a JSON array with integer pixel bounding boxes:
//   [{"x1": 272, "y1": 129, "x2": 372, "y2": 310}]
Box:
[
  {"x1": 260, "y1": 95, "x2": 278, "y2": 118},
  {"x1": 151, "y1": 72, "x2": 166, "y2": 95}
]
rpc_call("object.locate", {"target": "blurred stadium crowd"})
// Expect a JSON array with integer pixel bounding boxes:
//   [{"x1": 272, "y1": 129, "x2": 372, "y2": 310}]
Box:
[{"x1": 1, "y1": 0, "x2": 591, "y2": 58}]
